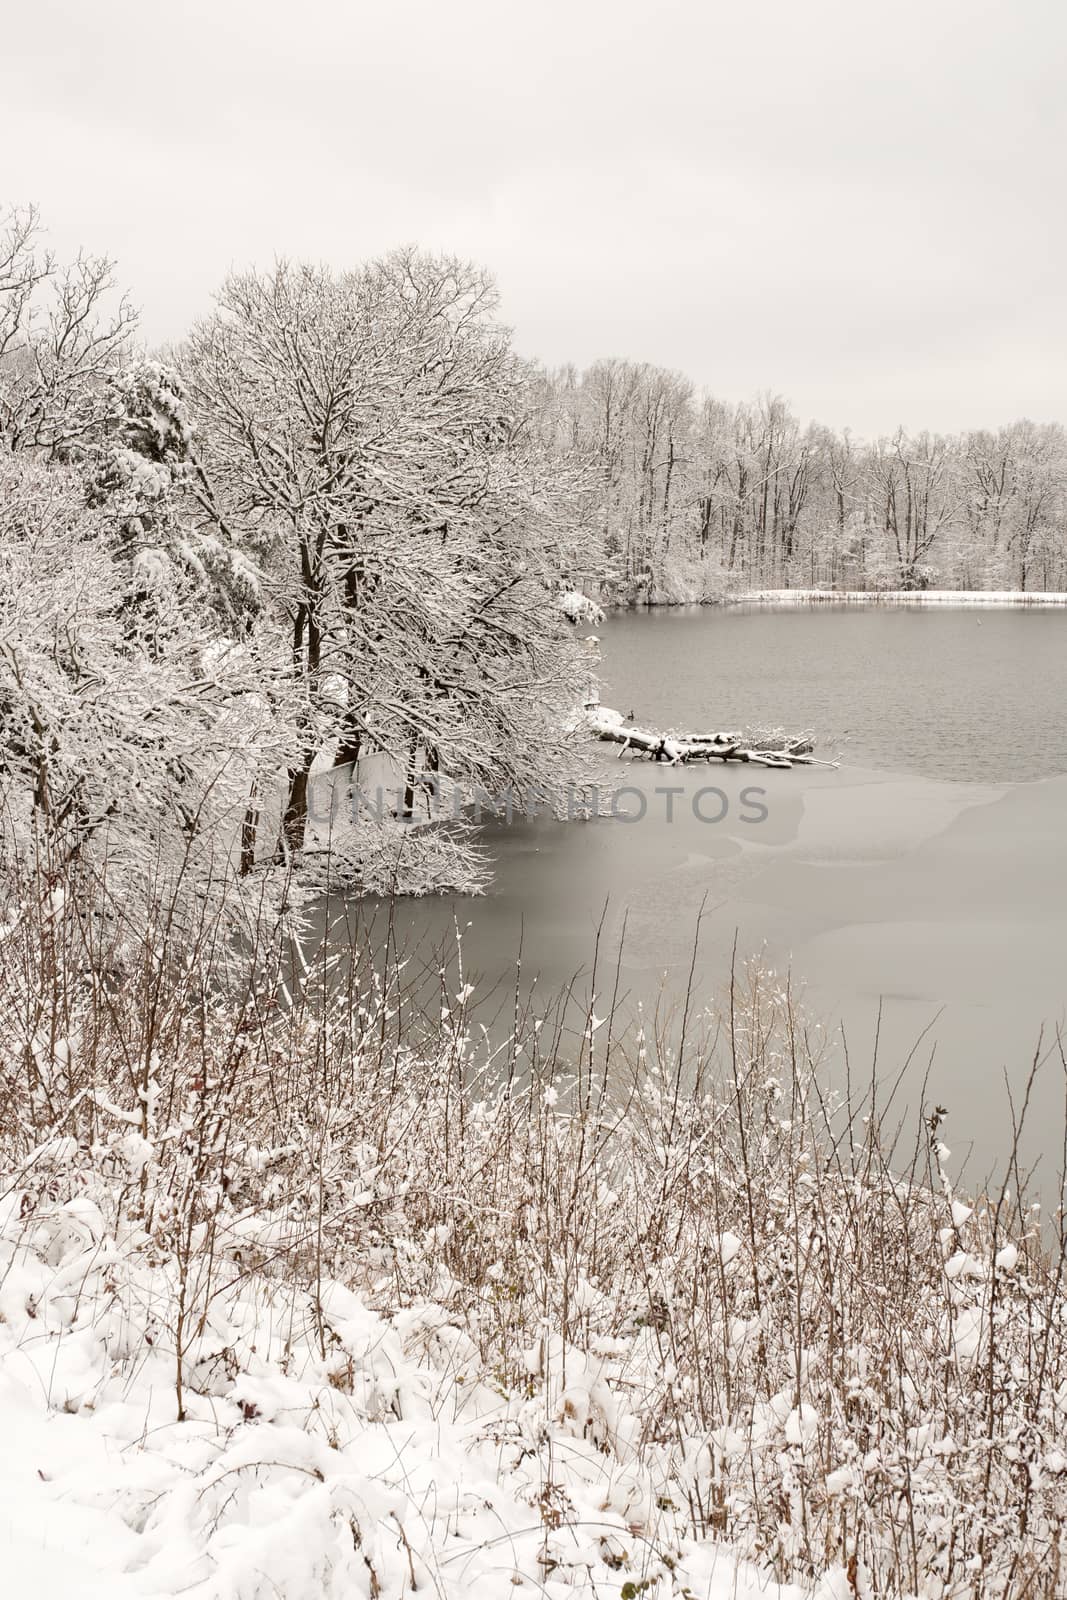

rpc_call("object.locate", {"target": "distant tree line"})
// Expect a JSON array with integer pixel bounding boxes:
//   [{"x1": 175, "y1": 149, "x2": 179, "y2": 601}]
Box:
[{"x1": 533, "y1": 362, "x2": 1067, "y2": 598}]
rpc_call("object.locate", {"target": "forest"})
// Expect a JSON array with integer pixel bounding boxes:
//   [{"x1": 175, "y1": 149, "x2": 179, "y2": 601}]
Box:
[{"x1": 537, "y1": 363, "x2": 1067, "y2": 600}]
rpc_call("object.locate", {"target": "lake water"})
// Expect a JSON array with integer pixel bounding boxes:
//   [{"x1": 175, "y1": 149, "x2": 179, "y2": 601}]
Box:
[{"x1": 339, "y1": 606, "x2": 1067, "y2": 1195}]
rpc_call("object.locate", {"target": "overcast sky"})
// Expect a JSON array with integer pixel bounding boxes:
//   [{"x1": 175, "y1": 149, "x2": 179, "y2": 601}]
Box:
[{"x1": 5, "y1": 0, "x2": 1064, "y2": 436}]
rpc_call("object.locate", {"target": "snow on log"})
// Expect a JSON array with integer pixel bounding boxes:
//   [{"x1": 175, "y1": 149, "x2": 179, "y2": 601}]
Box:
[
  {"x1": 587, "y1": 705, "x2": 626, "y2": 734},
  {"x1": 587, "y1": 708, "x2": 831, "y2": 769}
]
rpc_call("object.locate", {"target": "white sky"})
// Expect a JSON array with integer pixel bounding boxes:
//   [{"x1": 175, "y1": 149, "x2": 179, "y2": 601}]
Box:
[{"x1": 5, "y1": 0, "x2": 1064, "y2": 436}]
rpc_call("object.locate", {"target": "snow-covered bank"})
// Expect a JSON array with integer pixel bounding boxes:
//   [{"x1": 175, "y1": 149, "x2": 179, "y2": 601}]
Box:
[
  {"x1": 0, "y1": 1174, "x2": 846, "y2": 1600},
  {"x1": 729, "y1": 588, "x2": 1067, "y2": 607},
  {"x1": 3, "y1": 870, "x2": 1067, "y2": 1600},
  {"x1": 2, "y1": 1016, "x2": 1061, "y2": 1600}
]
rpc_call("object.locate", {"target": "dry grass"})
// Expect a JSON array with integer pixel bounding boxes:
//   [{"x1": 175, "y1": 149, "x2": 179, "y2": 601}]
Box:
[{"x1": 3, "y1": 855, "x2": 1067, "y2": 1597}]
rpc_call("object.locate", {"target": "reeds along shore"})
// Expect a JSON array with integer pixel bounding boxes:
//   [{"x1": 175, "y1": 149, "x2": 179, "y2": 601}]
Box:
[{"x1": 2, "y1": 859, "x2": 1067, "y2": 1596}]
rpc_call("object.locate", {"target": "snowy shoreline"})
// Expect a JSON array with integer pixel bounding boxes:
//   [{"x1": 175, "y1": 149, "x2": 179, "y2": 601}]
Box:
[
  {"x1": 602, "y1": 588, "x2": 1067, "y2": 611},
  {"x1": 727, "y1": 587, "x2": 1067, "y2": 607}
]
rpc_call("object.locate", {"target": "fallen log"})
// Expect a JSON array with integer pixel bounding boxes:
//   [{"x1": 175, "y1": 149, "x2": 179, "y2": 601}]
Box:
[{"x1": 587, "y1": 706, "x2": 833, "y2": 769}]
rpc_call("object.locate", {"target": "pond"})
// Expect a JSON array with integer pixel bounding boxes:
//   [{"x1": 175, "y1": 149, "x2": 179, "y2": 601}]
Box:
[{"x1": 335, "y1": 605, "x2": 1067, "y2": 1194}]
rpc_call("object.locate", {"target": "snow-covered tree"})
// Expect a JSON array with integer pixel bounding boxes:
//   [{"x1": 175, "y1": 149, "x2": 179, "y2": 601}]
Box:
[
  {"x1": 0, "y1": 451, "x2": 293, "y2": 930},
  {"x1": 88, "y1": 359, "x2": 263, "y2": 629},
  {"x1": 181, "y1": 251, "x2": 593, "y2": 869},
  {"x1": 0, "y1": 203, "x2": 136, "y2": 460}
]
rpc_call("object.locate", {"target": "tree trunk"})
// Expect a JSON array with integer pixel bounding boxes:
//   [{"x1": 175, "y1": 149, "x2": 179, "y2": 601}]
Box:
[
  {"x1": 401, "y1": 733, "x2": 420, "y2": 820},
  {"x1": 281, "y1": 755, "x2": 314, "y2": 856},
  {"x1": 277, "y1": 586, "x2": 322, "y2": 858},
  {"x1": 240, "y1": 782, "x2": 259, "y2": 875},
  {"x1": 333, "y1": 725, "x2": 362, "y2": 770}
]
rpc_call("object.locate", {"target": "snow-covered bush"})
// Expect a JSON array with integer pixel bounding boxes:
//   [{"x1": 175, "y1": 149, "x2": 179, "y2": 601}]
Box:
[
  {"x1": 559, "y1": 587, "x2": 606, "y2": 625},
  {"x1": 647, "y1": 549, "x2": 729, "y2": 605}
]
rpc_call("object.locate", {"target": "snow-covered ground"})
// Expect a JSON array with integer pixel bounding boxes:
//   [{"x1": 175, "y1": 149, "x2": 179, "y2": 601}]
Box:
[
  {"x1": 1, "y1": 897, "x2": 1060, "y2": 1599},
  {"x1": 0, "y1": 1177, "x2": 846, "y2": 1600}
]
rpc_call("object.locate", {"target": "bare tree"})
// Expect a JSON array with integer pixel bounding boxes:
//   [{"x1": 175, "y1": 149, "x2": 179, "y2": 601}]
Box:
[{"x1": 0, "y1": 204, "x2": 137, "y2": 459}]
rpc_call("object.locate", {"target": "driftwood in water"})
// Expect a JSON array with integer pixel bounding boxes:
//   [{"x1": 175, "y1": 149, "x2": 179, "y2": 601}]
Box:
[{"x1": 588, "y1": 707, "x2": 829, "y2": 769}]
